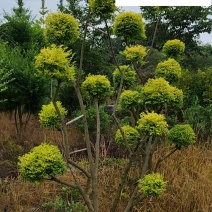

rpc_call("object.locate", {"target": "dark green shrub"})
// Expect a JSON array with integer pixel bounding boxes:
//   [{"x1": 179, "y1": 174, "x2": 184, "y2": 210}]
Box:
[
  {"x1": 73, "y1": 105, "x2": 112, "y2": 134},
  {"x1": 168, "y1": 124, "x2": 196, "y2": 148},
  {"x1": 113, "y1": 65, "x2": 136, "y2": 89}
]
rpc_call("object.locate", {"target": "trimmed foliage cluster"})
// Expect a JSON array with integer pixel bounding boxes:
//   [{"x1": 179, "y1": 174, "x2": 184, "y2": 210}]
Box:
[
  {"x1": 18, "y1": 143, "x2": 66, "y2": 183},
  {"x1": 35, "y1": 44, "x2": 75, "y2": 81},
  {"x1": 115, "y1": 125, "x2": 140, "y2": 148},
  {"x1": 155, "y1": 58, "x2": 182, "y2": 83},
  {"x1": 143, "y1": 78, "x2": 183, "y2": 112},
  {"x1": 168, "y1": 124, "x2": 196, "y2": 148},
  {"x1": 137, "y1": 112, "x2": 168, "y2": 137},
  {"x1": 113, "y1": 11, "x2": 146, "y2": 41},
  {"x1": 162, "y1": 39, "x2": 185, "y2": 60},
  {"x1": 138, "y1": 173, "x2": 167, "y2": 197},
  {"x1": 113, "y1": 65, "x2": 136, "y2": 89},
  {"x1": 45, "y1": 12, "x2": 79, "y2": 45},
  {"x1": 39, "y1": 101, "x2": 67, "y2": 127},
  {"x1": 73, "y1": 105, "x2": 112, "y2": 133},
  {"x1": 122, "y1": 45, "x2": 148, "y2": 64},
  {"x1": 89, "y1": 0, "x2": 117, "y2": 19},
  {"x1": 81, "y1": 74, "x2": 112, "y2": 101},
  {"x1": 118, "y1": 90, "x2": 140, "y2": 111}
]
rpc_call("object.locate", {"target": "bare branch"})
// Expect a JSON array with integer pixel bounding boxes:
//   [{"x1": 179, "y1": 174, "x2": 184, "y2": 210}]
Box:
[
  {"x1": 50, "y1": 176, "x2": 78, "y2": 189},
  {"x1": 66, "y1": 115, "x2": 84, "y2": 125}
]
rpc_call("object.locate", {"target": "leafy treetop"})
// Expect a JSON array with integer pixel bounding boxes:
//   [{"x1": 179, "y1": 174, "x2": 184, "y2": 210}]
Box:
[
  {"x1": 168, "y1": 124, "x2": 196, "y2": 148},
  {"x1": 81, "y1": 74, "x2": 112, "y2": 101},
  {"x1": 39, "y1": 101, "x2": 68, "y2": 128},
  {"x1": 18, "y1": 143, "x2": 66, "y2": 183},
  {"x1": 143, "y1": 77, "x2": 183, "y2": 112},
  {"x1": 162, "y1": 39, "x2": 185, "y2": 60},
  {"x1": 138, "y1": 173, "x2": 167, "y2": 197},
  {"x1": 113, "y1": 11, "x2": 146, "y2": 43},
  {"x1": 115, "y1": 125, "x2": 140, "y2": 148},
  {"x1": 137, "y1": 112, "x2": 169, "y2": 137},
  {"x1": 118, "y1": 90, "x2": 141, "y2": 111},
  {"x1": 122, "y1": 45, "x2": 148, "y2": 65},
  {"x1": 35, "y1": 44, "x2": 75, "y2": 82},
  {"x1": 89, "y1": 0, "x2": 117, "y2": 19},
  {"x1": 113, "y1": 65, "x2": 136, "y2": 89},
  {"x1": 45, "y1": 12, "x2": 79, "y2": 45},
  {"x1": 155, "y1": 58, "x2": 182, "y2": 83}
]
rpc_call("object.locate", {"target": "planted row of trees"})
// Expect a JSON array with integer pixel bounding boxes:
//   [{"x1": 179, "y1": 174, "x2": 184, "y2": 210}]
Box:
[{"x1": 0, "y1": 0, "x2": 211, "y2": 211}]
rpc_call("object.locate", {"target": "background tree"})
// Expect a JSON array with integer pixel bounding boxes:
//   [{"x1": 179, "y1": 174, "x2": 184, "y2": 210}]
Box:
[
  {"x1": 140, "y1": 6, "x2": 212, "y2": 71},
  {"x1": 36, "y1": 0, "x2": 49, "y2": 28},
  {"x1": 140, "y1": 6, "x2": 212, "y2": 50},
  {"x1": 0, "y1": 43, "x2": 49, "y2": 134},
  {"x1": 0, "y1": 1, "x2": 48, "y2": 134}
]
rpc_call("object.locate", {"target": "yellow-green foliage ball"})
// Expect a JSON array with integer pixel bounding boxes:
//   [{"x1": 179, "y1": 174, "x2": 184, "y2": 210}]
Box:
[
  {"x1": 168, "y1": 124, "x2": 196, "y2": 148},
  {"x1": 81, "y1": 74, "x2": 112, "y2": 101},
  {"x1": 113, "y1": 65, "x2": 136, "y2": 89},
  {"x1": 143, "y1": 78, "x2": 183, "y2": 112},
  {"x1": 162, "y1": 39, "x2": 185, "y2": 60},
  {"x1": 137, "y1": 112, "x2": 168, "y2": 137},
  {"x1": 115, "y1": 125, "x2": 140, "y2": 147},
  {"x1": 45, "y1": 12, "x2": 79, "y2": 45},
  {"x1": 35, "y1": 44, "x2": 75, "y2": 81},
  {"x1": 118, "y1": 90, "x2": 140, "y2": 111},
  {"x1": 113, "y1": 12, "x2": 146, "y2": 41},
  {"x1": 89, "y1": 0, "x2": 117, "y2": 19},
  {"x1": 39, "y1": 101, "x2": 67, "y2": 127},
  {"x1": 138, "y1": 173, "x2": 167, "y2": 197},
  {"x1": 155, "y1": 58, "x2": 182, "y2": 83},
  {"x1": 122, "y1": 45, "x2": 148, "y2": 64},
  {"x1": 18, "y1": 143, "x2": 66, "y2": 183}
]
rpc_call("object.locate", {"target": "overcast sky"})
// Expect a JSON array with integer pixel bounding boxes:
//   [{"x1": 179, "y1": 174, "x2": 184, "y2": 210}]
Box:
[{"x1": 0, "y1": 0, "x2": 211, "y2": 44}]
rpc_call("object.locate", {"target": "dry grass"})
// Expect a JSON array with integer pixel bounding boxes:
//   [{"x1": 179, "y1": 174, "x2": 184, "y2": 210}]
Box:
[{"x1": 1, "y1": 113, "x2": 212, "y2": 212}]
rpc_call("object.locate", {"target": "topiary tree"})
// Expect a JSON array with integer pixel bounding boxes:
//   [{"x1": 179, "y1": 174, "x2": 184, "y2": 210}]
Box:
[
  {"x1": 45, "y1": 12, "x2": 79, "y2": 45},
  {"x1": 155, "y1": 58, "x2": 182, "y2": 83},
  {"x1": 17, "y1": 7, "x2": 198, "y2": 212},
  {"x1": 162, "y1": 39, "x2": 185, "y2": 60},
  {"x1": 113, "y1": 11, "x2": 146, "y2": 44}
]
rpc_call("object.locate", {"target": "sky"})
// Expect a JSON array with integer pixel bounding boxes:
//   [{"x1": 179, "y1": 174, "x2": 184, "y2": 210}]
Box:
[{"x1": 0, "y1": 0, "x2": 211, "y2": 44}]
